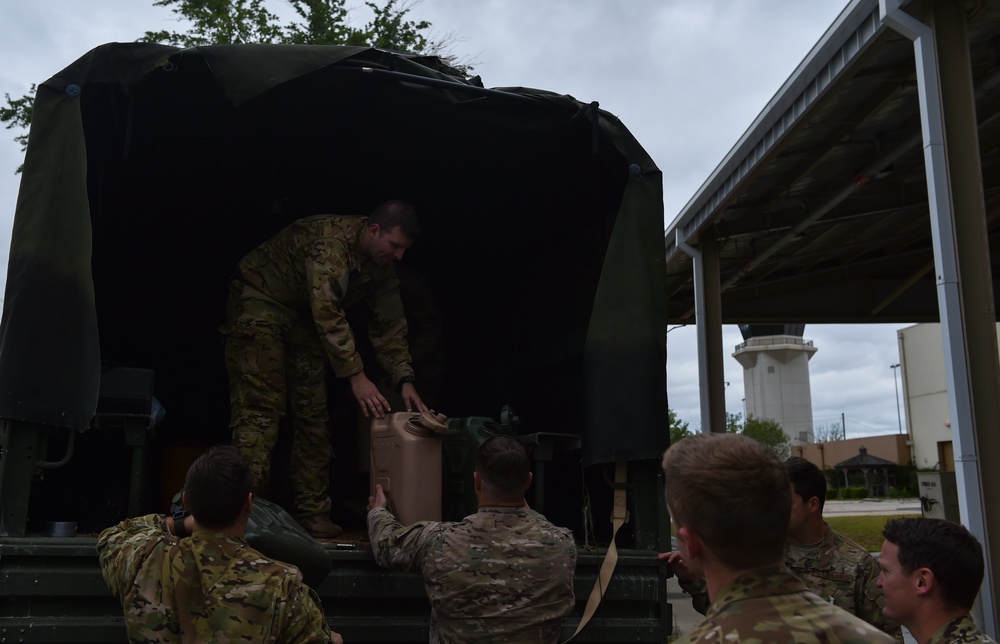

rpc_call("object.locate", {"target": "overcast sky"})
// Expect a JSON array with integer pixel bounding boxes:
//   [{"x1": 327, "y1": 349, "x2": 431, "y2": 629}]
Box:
[{"x1": 0, "y1": 0, "x2": 917, "y2": 437}]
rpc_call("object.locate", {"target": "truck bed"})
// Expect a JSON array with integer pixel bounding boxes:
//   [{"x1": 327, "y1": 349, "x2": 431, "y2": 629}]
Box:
[{"x1": 0, "y1": 537, "x2": 670, "y2": 642}]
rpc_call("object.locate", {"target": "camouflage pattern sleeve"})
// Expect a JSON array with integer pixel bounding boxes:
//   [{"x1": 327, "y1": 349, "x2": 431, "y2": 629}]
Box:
[
  {"x1": 275, "y1": 582, "x2": 338, "y2": 643},
  {"x1": 933, "y1": 613, "x2": 999, "y2": 643},
  {"x1": 305, "y1": 235, "x2": 365, "y2": 378},
  {"x1": 368, "y1": 507, "x2": 442, "y2": 573},
  {"x1": 681, "y1": 568, "x2": 895, "y2": 644},
  {"x1": 96, "y1": 513, "x2": 173, "y2": 602},
  {"x1": 366, "y1": 267, "x2": 413, "y2": 386},
  {"x1": 678, "y1": 576, "x2": 711, "y2": 616}
]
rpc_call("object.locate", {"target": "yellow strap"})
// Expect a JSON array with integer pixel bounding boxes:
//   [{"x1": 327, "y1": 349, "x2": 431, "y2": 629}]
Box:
[{"x1": 564, "y1": 460, "x2": 627, "y2": 642}]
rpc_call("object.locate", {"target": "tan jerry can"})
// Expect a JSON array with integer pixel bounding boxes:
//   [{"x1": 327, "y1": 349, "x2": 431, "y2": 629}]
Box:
[{"x1": 370, "y1": 411, "x2": 448, "y2": 524}]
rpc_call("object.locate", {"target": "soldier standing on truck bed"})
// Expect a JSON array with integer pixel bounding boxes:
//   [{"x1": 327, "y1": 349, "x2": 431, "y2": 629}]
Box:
[
  {"x1": 97, "y1": 445, "x2": 342, "y2": 643},
  {"x1": 222, "y1": 199, "x2": 428, "y2": 539}
]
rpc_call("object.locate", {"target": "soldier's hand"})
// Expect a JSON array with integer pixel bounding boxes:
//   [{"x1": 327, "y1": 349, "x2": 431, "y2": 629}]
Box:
[
  {"x1": 349, "y1": 372, "x2": 390, "y2": 419},
  {"x1": 658, "y1": 551, "x2": 696, "y2": 583},
  {"x1": 400, "y1": 382, "x2": 428, "y2": 413},
  {"x1": 367, "y1": 483, "x2": 388, "y2": 512},
  {"x1": 330, "y1": 629, "x2": 344, "y2": 644}
]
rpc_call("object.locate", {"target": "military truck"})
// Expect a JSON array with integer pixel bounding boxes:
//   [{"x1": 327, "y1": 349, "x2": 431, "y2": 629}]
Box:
[{"x1": 0, "y1": 43, "x2": 670, "y2": 642}]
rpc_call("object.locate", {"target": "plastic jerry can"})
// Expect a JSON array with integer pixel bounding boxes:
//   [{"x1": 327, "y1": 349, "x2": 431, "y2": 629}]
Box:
[{"x1": 370, "y1": 411, "x2": 448, "y2": 525}]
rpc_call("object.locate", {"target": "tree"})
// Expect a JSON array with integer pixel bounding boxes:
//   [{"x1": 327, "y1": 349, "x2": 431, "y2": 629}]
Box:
[
  {"x1": 724, "y1": 411, "x2": 790, "y2": 460},
  {"x1": 141, "y1": 0, "x2": 443, "y2": 51},
  {"x1": 669, "y1": 408, "x2": 692, "y2": 445},
  {"x1": 2, "y1": 0, "x2": 466, "y2": 172},
  {"x1": 0, "y1": 89, "x2": 33, "y2": 173},
  {"x1": 813, "y1": 421, "x2": 843, "y2": 443},
  {"x1": 741, "y1": 415, "x2": 791, "y2": 460}
]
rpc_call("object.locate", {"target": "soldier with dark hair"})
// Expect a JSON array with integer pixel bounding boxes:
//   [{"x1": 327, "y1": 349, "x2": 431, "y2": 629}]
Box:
[
  {"x1": 97, "y1": 445, "x2": 341, "y2": 643},
  {"x1": 223, "y1": 199, "x2": 429, "y2": 538},
  {"x1": 782, "y1": 456, "x2": 900, "y2": 638},
  {"x1": 879, "y1": 517, "x2": 995, "y2": 643},
  {"x1": 367, "y1": 434, "x2": 576, "y2": 643}
]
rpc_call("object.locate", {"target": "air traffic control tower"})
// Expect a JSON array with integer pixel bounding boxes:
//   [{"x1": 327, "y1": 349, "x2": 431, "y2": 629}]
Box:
[{"x1": 733, "y1": 324, "x2": 817, "y2": 445}]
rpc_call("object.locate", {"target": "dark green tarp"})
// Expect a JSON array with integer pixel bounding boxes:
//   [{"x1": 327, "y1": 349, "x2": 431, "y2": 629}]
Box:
[{"x1": 0, "y1": 42, "x2": 667, "y2": 466}]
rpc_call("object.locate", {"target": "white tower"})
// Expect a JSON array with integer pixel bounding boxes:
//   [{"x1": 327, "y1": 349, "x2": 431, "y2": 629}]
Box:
[{"x1": 732, "y1": 324, "x2": 817, "y2": 445}]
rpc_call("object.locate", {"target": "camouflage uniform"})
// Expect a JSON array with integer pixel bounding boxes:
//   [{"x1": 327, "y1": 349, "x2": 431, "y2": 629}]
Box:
[
  {"x1": 784, "y1": 523, "x2": 902, "y2": 639},
  {"x1": 223, "y1": 215, "x2": 413, "y2": 517},
  {"x1": 680, "y1": 523, "x2": 903, "y2": 640},
  {"x1": 96, "y1": 513, "x2": 334, "y2": 643},
  {"x1": 368, "y1": 505, "x2": 577, "y2": 643},
  {"x1": 680, "y1": 566, "x2": 895, "y2": 643},
  {"x1": 929, "y1": 613, "x2": 998, "y2": 643}
]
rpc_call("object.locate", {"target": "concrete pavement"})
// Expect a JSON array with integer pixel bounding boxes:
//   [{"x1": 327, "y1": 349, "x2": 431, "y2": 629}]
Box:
[{"x1": 823, "y1": 498, "x2": 921, "y2": 517}]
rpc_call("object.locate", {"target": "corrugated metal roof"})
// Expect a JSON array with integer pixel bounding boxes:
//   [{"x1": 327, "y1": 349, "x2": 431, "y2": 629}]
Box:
[{"x1": 664, "y1": 0, "x2": 1000, "y2": 323}]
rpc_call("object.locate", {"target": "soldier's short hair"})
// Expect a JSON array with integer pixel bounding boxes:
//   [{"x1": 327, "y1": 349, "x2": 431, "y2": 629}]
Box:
[
  {"x1": 184, "y1": 445, "x2": 253, "y2": 530},
  {"x1": 785, "y1": 456, "x2": 827, "y2": 512},
  {"x1": 662, "y1": 433, "x2": 790, "y2": 571},
  {"x1": 369, "y1": 199, "x2": 420, "y2": 240},
  {"x1": 883, "y1": 517, "x2": 984, "y2": 611},
  {"x1": 476, "y1": 435, "x2": 531, "y2": 503}
]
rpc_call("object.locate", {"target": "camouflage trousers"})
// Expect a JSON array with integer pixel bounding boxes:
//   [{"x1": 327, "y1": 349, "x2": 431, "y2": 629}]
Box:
[{"x1": 223, "y1": 280, "x2": 332, "y2": 518}]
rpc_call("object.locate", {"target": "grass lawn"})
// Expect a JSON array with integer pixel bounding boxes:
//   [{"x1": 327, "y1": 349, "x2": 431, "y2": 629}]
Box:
[{"x1": 826, "y1": 514, "x2": 922, "y2": 552}]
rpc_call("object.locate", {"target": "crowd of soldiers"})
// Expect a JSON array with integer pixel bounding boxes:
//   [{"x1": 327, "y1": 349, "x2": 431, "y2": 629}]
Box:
[{"x1": 92, "y1": 202, "x2": 994, "y2": 643}]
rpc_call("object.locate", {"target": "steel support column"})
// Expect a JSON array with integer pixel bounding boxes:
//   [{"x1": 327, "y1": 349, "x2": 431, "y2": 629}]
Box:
[
  {"x1": 932, "y1": 0, "x2": 1000, "y2": 634},
  {"x1": 675, "y1": 231, "x2": 727, "y2": 433},
  {"x1": 701, "y1": 234, "x2": 727, "y2": 433},
  {"x1": 881, "y1": 0, "x2": 996, "y2": 634}
]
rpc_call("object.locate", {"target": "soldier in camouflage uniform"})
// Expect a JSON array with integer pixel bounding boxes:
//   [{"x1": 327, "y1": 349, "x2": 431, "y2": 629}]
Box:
[
  {"x1": 367, "y1": 434, "x2": 576, "y2": 643},
  {"x1": 878, "y1": 517, "x2": 997, "y2": 643},
  {"x1": 223, "y1": 200, "x2": 427, "y2": 538},
  {"x1": 97, "y1": 445, "x2": 341, "y2": 643},
  {"x1": 661, "y1": 433, "x2": 894, "y2": 643},
  {"x1": 662, "y1": 455, "x2": 903, "y2": 640}
]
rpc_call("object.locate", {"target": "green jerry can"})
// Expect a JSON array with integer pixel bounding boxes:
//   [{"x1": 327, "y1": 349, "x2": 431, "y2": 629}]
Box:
[{"x1": 441, "y1": 406, "x2": 520, "y2": 521}]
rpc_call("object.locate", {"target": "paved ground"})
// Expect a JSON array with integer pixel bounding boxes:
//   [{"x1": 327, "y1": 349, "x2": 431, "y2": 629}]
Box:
[{"x1": 823, "y1": 498, "x2": 921, "y2": 516}]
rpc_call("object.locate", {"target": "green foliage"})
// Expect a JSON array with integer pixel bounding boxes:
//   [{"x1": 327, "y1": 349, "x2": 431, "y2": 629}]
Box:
[
  {"x1": 2, "y1": 0, "x2": 468, "y2": 173},
  {"x1": 826, "y1": 514, "x2": 920, "y2": 552},
  {"x1": 140, "y1": 0, "x2": 439, "y2": 50},
  {"x1": 724, "y1": 412, "x2": 790, "y2": 460},
  {"x1": 893, "y1": 464, "x2": 917, "y2": 496},
  {"x1": 143, "y1": 0, "x2": 285, "y2": 46},
  {"x1": 741, "y1": 415, "x2": 790, "y2": 460},
  {"x1": 0, "y1": 86, "x2": 35, "y2": 171},
  {"x1": 668, "y1": 408, "x2": 691, "y2": 446},
  {"x1": 840, "y1": 486, "x2": 869, "y2": 499}
]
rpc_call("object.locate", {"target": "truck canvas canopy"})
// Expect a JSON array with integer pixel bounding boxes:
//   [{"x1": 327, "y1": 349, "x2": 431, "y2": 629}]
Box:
[
  {"x1": 0, "y1": 42, "x2": 673, "y2": 643},
  {"x1": 0, "y1": 41, "x2": 667, "y2": 471}
]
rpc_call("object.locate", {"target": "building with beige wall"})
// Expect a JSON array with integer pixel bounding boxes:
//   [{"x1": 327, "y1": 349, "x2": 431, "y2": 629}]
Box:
[
  {"x1": 894, "y1": 323, "x2": 1000, "y2": 471},
  {"x1": 792, "y1": 434, "x2": 911, "y2": 470}
]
